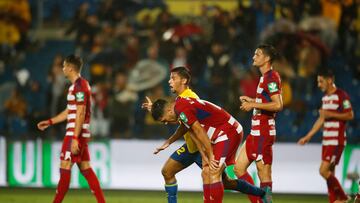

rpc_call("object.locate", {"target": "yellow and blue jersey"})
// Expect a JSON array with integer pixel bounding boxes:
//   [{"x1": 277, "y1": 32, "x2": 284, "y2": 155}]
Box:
[{"x1": 178, "y1": 88, "x2": 199, "y2": 153}]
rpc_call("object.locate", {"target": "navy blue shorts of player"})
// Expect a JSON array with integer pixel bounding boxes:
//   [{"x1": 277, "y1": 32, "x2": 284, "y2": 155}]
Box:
[{"x1": 170, "y1": 144, "x2": 202, "y2": 168}]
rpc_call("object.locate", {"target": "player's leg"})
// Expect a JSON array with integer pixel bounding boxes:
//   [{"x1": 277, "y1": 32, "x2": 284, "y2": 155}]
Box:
[
  {"x1": 53, "y1": 136, "x2": 74, "y2": 203},
  {"x1": 255, "y1": 135, "x2": 275, "y2": 203},
  {"x1": 53, "y1": 160, "x2": 73, "y2": 203},
  {"x1": 321, "y1": 146, "x2": 348, "y2": 202},
  {"x1": 233, "y1": 139, "x2": 264, "y2": 203},
  {"x1": 202, "y1": 163, "x2": 226, "y2": 203},
  {"x1": 163, "y1": 144, "x2": 195, "y2": 203},
  {"x1": 204, "y1": 138, "x2": 238, "y2": 203},
  {"x1": 77, "y1": 138, "x2": 105, "y2": 203},
  {"x1": 78, "y1": 161, "x2": 105, "y2": 203}
]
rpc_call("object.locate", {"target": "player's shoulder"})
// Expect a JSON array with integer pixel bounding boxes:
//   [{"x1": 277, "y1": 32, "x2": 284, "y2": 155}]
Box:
[
  {"x1": 264, "y1": 69, "x2": 281, "y2": 82},
  {"x1": 336, "y1": 88, "x2": 351, "y2": 99},
  {"x1": 74, "y1": 77, "x2": 90, "y2": 91},
  {"x1": 179, "y1": 88, "x2": 199, "y2": 99}
]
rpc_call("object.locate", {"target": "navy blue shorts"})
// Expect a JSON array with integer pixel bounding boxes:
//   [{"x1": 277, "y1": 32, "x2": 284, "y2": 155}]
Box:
[{"x1": 170, "y1": 143, "x2": 202, "y2": 168}]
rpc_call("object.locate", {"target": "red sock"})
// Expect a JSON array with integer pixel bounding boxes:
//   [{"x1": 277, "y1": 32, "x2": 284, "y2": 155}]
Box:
[
  {"x1": 240, "y1": 172, "x2": 261, "y2": 203},
  {"x1": 203, "y1": 184, "x2": 211, "y2": 203},
  {"x1": 260, "y1": 181, "x2": 272, "y2": 189},
  {"x1": 209, "y1": 182, "x2": 224, "y2": 203},
  {"x1": 81, "y1": 168, "x2": 105, "y2": 203},
  {"x1": 53, "y1": 168, "x2": 71, "y2": 203},
  {"x1": 327, "y1": 185, "x2": 336, "y2": 203},
  {"x1": 326, "y1": 174, "x2": 348, "y2": 200}
]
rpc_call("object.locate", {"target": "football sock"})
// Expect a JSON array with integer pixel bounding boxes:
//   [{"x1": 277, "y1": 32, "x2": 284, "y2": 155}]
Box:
[
  {"x1": 326, "y1": 184, "x2": 336, "y2": 203},
  {"x1": 260, "y1": 181, "x2": 272, "y2": 189},
  {"x1": 239, "y1": 172, "x2": 263, "y2": 203},
  {"x1": 326, "y1": 174, "x2": 348, "y2": 200},
  {"x1": 210, "y1": 182, "x2": 224, "y2": 203},
  {"x1": 81, "y1": 168, "x2": 105, "y2": 203},
  {"x1": 53, "y1": 168, "x2": 71, "y2": 203},
  {"x1": 260, "y1": 181, "x2": 272, "y2": 199},
  {"x1": 165, "y1": 182, "x2": 178, "y2": 203},
  {"x1": 203, "y1": 184, "x2": 211, "y2": 203}
]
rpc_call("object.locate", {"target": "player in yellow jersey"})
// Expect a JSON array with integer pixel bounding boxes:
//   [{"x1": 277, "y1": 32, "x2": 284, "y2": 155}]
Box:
[{"x1": 142, "y1": 66, "x2": 266, "y2": 203}]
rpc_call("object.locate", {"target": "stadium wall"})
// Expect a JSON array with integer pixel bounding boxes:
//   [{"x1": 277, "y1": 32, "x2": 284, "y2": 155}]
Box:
[{"x1": 0, "y1": 137, "x2": 359, "y2": 194}]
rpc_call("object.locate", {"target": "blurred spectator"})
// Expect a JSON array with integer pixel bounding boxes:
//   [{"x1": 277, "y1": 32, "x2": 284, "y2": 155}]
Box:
[
  {"x1": 205, "y1": 41, "x2": 231, "y2": 106},
  {"x1": 4, "y1": 88, "x2": 28, "y2": 136},
  {"x1": 108, "y1": 71, "x2": 137, "y2": 138},
  {"x1": 91, "y1": 82, "x2": 110, "y2": 138}
]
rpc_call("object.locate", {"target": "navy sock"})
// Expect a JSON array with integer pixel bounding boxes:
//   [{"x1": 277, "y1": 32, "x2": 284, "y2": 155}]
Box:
[
  {"x1": 236, "y1": 179, "x2": 265, "y2": 197},
  {"x1": 165, "y1": 182, "x2": 178, "y2": 203}
]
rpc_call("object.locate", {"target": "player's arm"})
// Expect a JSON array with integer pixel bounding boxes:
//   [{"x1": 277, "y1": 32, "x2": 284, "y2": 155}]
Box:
[
  {"x1": 298, "y1": 114, "x2": 325, "y2": 145},
  {"x1": 37, "y1": 109, "x2": 68, "y2": 131},
  {"x1": 239, "y1": 95, "x2": 255, "y2": 103},
  {"x1": 242, "y1": 94, "x2": 283, "y2": 112},
  {"x1": 154, "y1": 124, "x2": 188, "y2": 154},
  {"x1": 319, "y1": 109, "x2": 354, "y2": 121},
  {"x1": 189, "y1": 121, "x2": 214, "y2": 167},
  {"x1": 73, "y1": 104, "x2": 86, "y2": 139},
  {"x1": 71, "y1": 104, "x2": 86, "y2": 154}
]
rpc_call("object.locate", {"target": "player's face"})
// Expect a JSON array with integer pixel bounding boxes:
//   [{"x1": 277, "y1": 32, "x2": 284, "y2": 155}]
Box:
[
  {"x1": 252, "y1": 49, "x2": 269, "y2": 68},
  {"x1": 317, "y1": 76, "x2": 331, "y2": 92},
  {"x1": 169, "y1": 72, "x2": 185, "y2": 94},
  {"x1": 159, "y1": 105, "x2": 178, "y2": 124},
  {"x1": 62, "y1": 61, "x2": 72, "y2": 78}
]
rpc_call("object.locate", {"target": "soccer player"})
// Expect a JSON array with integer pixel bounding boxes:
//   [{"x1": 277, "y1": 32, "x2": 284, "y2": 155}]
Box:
[
  {"x1": 152, "y1": 97, "x2": 246, "y2": 203},
  {"x1": 236, "y1": 44, "x2": 283, "y2": 202},
  {"x1": 143, "y1": 66, "x2": 265, "y2": 203},
  {"x1": 37, "y1": 55, "x2": 105, "y2": 203},
  {"x1": 298, "y1": 69, "x2": 353, "y2": 203}
]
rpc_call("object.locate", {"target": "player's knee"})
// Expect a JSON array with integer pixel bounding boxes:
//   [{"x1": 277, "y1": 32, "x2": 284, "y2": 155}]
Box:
[
  {"x1": 201, "y1": 167, "x2": 210, "y2": 180},
  {"x1": 161, "y1": 166, "x2": 174, "y2": 179},
  {"x1": 233, "y1": 165, "x2": 246, "y2": 177},
  {"x1": 319, "y1": 167, "x2": 329, "y2": 179}
]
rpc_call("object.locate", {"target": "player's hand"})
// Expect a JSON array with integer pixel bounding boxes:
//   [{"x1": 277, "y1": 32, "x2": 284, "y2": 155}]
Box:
[
  {"x1": 239, "y1": 96, "x2": 252, "y2": 103},
  {"x1": 71, "y1": 138, "x2": 80, "y2": 155},
  {"x1": 209, "y1": 158, "x2": 220, "y2": 171},
  {"x1": 240, "y1": 101, "x2": 253, "y2": 112},
  {"x1": 297, "y1": 136, "x2": 310, "y2": 145},
  {"x1": 141, "y1": 96, "x2": 153, "y2": 112},
  {"x1": 153, "y1": 140, "x2": 170, "y2": 154},
  {"x1": 37, "y1": 120, "x2": 51, "y2": 131}
]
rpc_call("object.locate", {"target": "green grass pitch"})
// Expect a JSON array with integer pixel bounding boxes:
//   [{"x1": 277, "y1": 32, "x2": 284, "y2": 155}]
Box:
[{"x1": 0, "y1": 188, "x2": 330, "y2": 203}]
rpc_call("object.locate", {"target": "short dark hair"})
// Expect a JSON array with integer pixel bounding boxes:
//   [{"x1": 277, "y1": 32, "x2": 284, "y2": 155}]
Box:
[
  {"x1": 317, "y1": 68, "x2": 335, "y2": 79},
  {"x1": 171, "y1": 66, "x2": 191, "y2": 85},
  {"x1": 257, "y1": 44, "x2": 278, "y2": 64},
  {"x1": 151, "y1": 99, "x2": 168, "y2": 121},
  {"x1": 64, "y1": 54, "x2": 83, "y2": 72}
]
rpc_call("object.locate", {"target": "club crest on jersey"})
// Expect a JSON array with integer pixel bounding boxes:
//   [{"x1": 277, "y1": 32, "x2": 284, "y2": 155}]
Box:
[
  {"x1": 179, "y1": 112, "x2": 188, "y2": 123},
  {"x1": 268, "y1": 82, "x2": 278, "y2": 93},
  {"x1": 343, "y1": 100, "x2": 351, "y2": 109},
  {"x1": 75, "y1": 92, "x2": 84, "y2": 102}
]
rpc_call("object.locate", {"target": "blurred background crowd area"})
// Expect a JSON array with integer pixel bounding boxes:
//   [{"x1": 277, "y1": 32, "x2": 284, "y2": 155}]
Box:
[{"x1": 0, "y1": 0, "x2": 359, "y2": 142}]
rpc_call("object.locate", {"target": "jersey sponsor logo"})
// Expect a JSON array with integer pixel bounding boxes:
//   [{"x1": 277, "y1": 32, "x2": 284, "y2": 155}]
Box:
[
  {"x1": 75, "y1": 92, "x2": 85, "y2": 102},
  {"x1": 268, "y1": 82, "x2": 278, "y2": 93},
  {"x1": 343, "y1": 100, "x2": 351, "y2": 109},
  {"x1": 179, "y1": 112, "x2": 188, "y2": 123}
]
